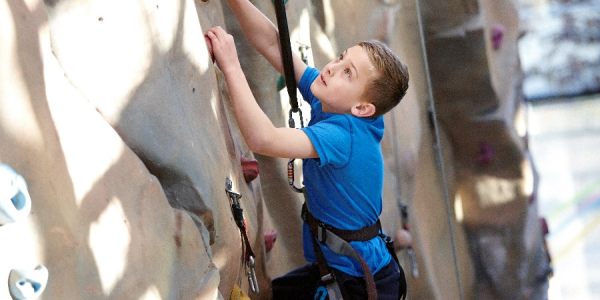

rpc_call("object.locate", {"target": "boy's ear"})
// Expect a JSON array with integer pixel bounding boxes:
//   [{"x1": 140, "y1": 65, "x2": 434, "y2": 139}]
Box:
[{"x1": 351, "y1": 102, "x2": 376, "y2": 118}]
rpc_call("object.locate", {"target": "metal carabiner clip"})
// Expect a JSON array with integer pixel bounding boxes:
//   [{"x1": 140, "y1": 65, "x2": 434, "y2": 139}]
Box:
[
  {"x1": 246, "y1": 256, "x2": 260, "y2": 295},
  {"x1": 287, "y1": 158, "x2": 304, "y2": 193}
]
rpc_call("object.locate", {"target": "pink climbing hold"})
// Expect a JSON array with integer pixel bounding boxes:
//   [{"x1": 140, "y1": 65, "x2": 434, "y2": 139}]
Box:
[
  {"x1": 477, "y1": 141, "x2": 493, "y2": 165},
  {"x1": 264, "y1": 229, "x2": 277, "y2": 253},
  {"x1": 241, "y1": 156, "x2": 259, "y2": 183},
  {"x1": 491, "y1": 24, "x2": 505, "y2": 50},
  {"x1": 528, "y1": 191, "x2": 536, "y2": 204},
  {"x1": 540, "y1": 217, "x2": 549, "y2": 235}
]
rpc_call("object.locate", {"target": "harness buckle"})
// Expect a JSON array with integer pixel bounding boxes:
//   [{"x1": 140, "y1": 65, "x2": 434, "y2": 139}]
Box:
[
  {"x1": 320, "y1": 272, "x2": 336, "y2": 284},
  {"x1": 317, "y1": 222, "x2": 328, "y2": 244}
]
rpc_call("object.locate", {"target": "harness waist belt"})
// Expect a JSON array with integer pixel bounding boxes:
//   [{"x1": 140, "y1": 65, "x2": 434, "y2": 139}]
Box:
[
  {"x1": 301, "y1": 203, "x2": 381, "y2": 243},
  {"x1": 300, "y1": 202, "x2": 408, "y2": 300}
]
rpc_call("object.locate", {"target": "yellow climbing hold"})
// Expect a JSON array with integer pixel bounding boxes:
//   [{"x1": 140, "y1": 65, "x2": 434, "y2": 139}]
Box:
[{"x1": 230, "y1": 284, "x2": 251, "y2": 300}]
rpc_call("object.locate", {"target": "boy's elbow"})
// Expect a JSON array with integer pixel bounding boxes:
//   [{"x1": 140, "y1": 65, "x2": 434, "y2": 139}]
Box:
[{"x1": 245, "y1": 134, "x2": 272, "y2": 156}]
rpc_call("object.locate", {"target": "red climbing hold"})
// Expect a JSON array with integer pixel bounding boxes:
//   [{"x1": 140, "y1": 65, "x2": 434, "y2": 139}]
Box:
[
  {"x1": 491, "y1": 24, "x2": 505, "y2": 50},
  {"x1": 241, "y1": 156, "x2": 259, "y2": 183},
  {"x1": 264, "y1": 229, "x2": 277, "y2": 253}
]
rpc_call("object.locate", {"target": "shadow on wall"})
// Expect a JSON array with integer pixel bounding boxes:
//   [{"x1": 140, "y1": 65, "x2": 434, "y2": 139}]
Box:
[
  {"x1": 2, "y1": 0, "x2": 217, "y2": 298},
  {"x1": 3, "y1": 0, "x2": 108, "y2": 297}
]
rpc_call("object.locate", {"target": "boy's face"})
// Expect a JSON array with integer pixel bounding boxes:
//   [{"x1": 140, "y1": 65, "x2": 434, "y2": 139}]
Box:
[{"x1": 310, "y1": 45, "x2": 377, "y2": 116}]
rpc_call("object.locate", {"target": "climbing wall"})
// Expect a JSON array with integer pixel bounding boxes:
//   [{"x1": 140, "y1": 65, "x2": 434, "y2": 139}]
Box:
[
  {"x1": 1, "y1": 0, "x2": 550, "y2": 299},
  {"x1": 1, "y1": 0, "x2": 266, "y2": 299},
  {"x1": 421, "y1": 0, "x2": 552, "y2": 299}
]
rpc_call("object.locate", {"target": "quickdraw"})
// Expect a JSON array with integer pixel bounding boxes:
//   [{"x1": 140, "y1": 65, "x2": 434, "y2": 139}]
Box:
[{"x1": 225, "y1": 178, "x2": 260, "y2": 295}]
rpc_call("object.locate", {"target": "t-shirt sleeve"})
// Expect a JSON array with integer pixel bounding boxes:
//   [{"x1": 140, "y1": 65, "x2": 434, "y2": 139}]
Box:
[
  {"x1": 298, "y1": 67, "x2": 320, "y2": 106},
  {"x1": 301, "y1": 115, "x2": 352, "y2": 168}
]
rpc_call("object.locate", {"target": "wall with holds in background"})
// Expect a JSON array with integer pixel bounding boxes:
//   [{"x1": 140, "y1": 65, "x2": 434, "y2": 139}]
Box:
[{"x1": 0, "y1": 0, "x2": 550, "y2": 299}]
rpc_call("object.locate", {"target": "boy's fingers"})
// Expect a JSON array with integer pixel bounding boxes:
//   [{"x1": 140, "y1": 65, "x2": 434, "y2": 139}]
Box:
[
  {"x1": 206, "y1": 30, "x2": 217, "y2": 40},
  {"x1": 206, "y1": 26, "x2": 224, "y2": 37}
]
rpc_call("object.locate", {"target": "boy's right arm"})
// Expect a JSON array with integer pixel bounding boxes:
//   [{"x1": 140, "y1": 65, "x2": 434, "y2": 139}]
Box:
[
  {"x1": 206, "y1": 26, "x2": 318, "y2": 159},
  {"x1": 225, "y1": 0, "x2": 307, "y2": 83}
]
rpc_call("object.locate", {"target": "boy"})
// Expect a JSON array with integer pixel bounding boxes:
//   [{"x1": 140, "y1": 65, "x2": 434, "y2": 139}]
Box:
[{"x1": 206, "y1": 0, "x2": 409, "y2": 299}]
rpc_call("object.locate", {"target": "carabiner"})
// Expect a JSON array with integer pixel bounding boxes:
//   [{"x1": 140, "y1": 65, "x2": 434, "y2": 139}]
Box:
[
  {"x1": 287, "y1": 158, "x2": 304, "y2": 193},
  {"x1": 288, "y1": 107, "x2": 305, "y2": 129},
  {"x1": 246, "y1": 256, "x2": 260, "y2": 294}
]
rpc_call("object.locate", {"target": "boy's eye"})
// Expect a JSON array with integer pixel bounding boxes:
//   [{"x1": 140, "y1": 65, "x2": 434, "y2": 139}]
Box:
[
  {"x1": 338, "y1": 53, "x2": 344, "y2": 60},
  {"x1": 344, "y1": 69, "x2": 351, "y2": 77}
]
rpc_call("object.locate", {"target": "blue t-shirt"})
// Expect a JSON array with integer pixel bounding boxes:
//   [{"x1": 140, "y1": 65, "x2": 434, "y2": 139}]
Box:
[{"x1": 298, "y1": 66, "x2": 391, "y2": 277}]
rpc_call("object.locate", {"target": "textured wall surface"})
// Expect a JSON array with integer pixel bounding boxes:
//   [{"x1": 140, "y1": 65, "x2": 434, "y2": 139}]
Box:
[{"x1": 0, "y1": 0, "x2": 550, "y2": 299}]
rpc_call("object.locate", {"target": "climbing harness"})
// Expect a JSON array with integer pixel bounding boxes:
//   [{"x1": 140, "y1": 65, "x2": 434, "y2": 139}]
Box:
[
  {"x1": 302, "y1": 202, "x2": 407, "y2": 300},
  {"x1": 414, "y1": 0, "x2": 465, "y2": 298},
  {"x1": 225, "y1": 178, "x2": 260, "y2": 295}
]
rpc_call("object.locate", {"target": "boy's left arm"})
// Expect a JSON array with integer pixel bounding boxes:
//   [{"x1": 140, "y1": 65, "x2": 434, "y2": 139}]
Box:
[{"x1": 207, "y1": 26, "x2": 318, "y2": 159}]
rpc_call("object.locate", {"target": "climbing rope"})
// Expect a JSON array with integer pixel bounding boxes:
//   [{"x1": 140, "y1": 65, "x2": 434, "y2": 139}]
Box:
[
  {"x1": 414, "y1": 0, "x2": 465, "y2": 299},
  {"x1": 273, "y1": 0, "x2": 305, "y2": 193},
  {"x1": 273, "y1": 0, "x2": 303, "y2": 128}
]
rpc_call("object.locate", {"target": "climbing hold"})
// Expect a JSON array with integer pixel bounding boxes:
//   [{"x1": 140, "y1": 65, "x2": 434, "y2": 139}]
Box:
[
  {"x1": 528, "y1": 191, "x2": 536, "y2": 204},
  {"x1": 240, "y1": 157, "x2": 259, "y2": 183},
  {"x1": 276, "y1": 74, "x2": 286, "y2": 91},
  {"x1": 491, "y1": 24, "x2": 505, "y2": 50},
  {"x1": 394, "y1": 229, "x2": 412, "y2": 250},
  {"x1": 264, "y1": 229, "x2": 277, "y2": 253},
  {"x1": 477, "y1": 141, "x2": 493, "y2": 165},
  {"x1": 205, "y1": 35, "x2": 215, "y2": 63},
  {"x1": 540, "y1": 217, "x2": 549, "y2": 236},
  {"x1": 539, "y1": 217, "x2": 554, "y2": 277},
  {"x1": 0, "y1": 164, "x2": 32, "y2": 225},
  {"x1": 8, "y1": 265, "x2": 48, "y2": 300}
]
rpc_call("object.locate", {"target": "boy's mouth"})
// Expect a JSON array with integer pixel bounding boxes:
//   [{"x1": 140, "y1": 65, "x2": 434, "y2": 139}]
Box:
[{"x1": 320, "y1": 74, "x2": 327, "y2": 86}]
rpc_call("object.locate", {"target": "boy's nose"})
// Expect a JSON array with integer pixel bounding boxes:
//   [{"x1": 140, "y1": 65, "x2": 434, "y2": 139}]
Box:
[{"x1": 325, "y1": 64, "x2": 338, "y2": 75}]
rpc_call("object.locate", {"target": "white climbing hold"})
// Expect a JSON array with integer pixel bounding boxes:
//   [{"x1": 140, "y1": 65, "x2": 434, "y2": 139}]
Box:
[
  {"x1": 0, "y1": 164, "x2": 32, "y2": 225},
  {"x1": 8, "y1": 265, "x2": 49, "y2": 300}
]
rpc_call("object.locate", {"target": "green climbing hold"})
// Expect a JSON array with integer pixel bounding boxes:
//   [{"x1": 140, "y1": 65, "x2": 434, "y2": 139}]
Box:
[{"x1": 277, "y1": 75, "x2": 286, "y2": 91}]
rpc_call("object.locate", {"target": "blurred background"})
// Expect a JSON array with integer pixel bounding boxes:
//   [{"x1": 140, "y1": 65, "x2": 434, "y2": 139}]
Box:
[{"x1": 518, "y1": 0, "x2": 600, "y2": 299}]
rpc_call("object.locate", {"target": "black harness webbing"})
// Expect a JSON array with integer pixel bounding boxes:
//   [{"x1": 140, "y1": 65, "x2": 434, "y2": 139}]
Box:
[
  {"x1": 302, "y1": 203, "x2": 407, "y2": 300},
  {"x1": 273, "y1": 0, "x2": 300, "y2": 116}
]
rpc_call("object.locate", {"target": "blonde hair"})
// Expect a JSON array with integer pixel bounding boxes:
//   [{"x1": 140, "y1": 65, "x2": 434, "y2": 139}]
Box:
[{"x1": 359, "y1": 40, "x2": 409, "y2": 118}]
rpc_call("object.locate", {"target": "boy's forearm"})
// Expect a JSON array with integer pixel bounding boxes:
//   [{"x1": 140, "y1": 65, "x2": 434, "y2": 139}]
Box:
[
  {"x1": 225, "y1": 0, "x2": 284, "y2": 74},
  {"x1": 221, "y1": 65, "x2": 277, "y2": 154}
]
